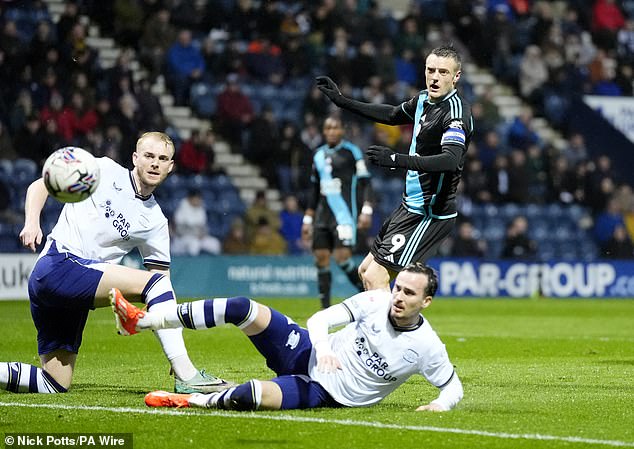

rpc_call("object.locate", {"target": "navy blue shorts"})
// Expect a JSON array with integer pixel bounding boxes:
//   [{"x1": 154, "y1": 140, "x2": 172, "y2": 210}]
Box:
[
  {"x1": 29, "y1": 242, "x2": 105, "y2": 355},
  {"x1": 249, "y1": 309, "x2": 341, "y2": 409}
]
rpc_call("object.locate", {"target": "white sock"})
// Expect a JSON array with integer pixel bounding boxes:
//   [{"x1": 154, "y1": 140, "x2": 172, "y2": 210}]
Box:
[
  {"x1": 0, "y1": 362, "x2": 67, "y2": 393},
  {"x1": 187, "y1": 392, "x2": 216, "y2": 408},
  {"x1": 149, "y1": 300, "x2": 198, "y2": 381}
]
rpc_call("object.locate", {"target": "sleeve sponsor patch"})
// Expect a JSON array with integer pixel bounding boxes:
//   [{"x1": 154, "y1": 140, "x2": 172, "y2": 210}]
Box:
[{"x1": 441, "y1": 126, "x2": 466, "y2": 146}]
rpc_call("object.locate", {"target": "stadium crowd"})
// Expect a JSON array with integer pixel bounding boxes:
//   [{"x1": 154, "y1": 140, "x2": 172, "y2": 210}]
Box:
[{"x1": 0, "y1": 0, "x2": 633, "y2": 260}]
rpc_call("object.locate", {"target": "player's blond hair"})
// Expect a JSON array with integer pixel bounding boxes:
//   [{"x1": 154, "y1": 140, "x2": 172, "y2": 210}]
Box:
[{"x1": 136, "y1": 131, "x2": 175, "y2": 158}]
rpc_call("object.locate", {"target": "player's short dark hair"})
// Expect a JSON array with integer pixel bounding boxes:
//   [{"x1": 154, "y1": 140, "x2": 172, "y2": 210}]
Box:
[
  {"x1": 430, "y1": 45, "x2": 461, "y2": 71},
  {"x1": 402, "y1": 262, "x2": 438, "y2": 297}
]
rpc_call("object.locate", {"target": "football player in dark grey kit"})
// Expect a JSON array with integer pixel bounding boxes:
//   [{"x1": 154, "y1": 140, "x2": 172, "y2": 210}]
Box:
[
  {"x1": 317, "y1": 45, "x2": 473, "y2": 291},
  {"x1": 302, "y1": 116, "x2": 373, "y2": 308}
]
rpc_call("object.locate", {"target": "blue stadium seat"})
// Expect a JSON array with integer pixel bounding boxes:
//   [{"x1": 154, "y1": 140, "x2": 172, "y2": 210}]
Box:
[
  {"x1": 12, "y1": 159, "x2": 38, "y2": 181},
  {"x1": 0, "y1": 234, "x2": 20, "y2": 252},
  {"x1": 190, "y1": 82, "x2": 217, "y2": 118}
]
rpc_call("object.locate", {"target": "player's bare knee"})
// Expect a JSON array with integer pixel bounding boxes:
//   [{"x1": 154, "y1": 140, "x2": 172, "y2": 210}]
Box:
[{"x1": 242, "y1": 303, "x2": 271, "y2": 336}]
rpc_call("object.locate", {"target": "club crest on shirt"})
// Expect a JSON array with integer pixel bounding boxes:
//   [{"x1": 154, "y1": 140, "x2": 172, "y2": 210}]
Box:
[
  {"x1": 403, "y1": 349, "x2": 419, "y2": 364},
  {"x1": 285, "y1": 329, "x2": 300, "y2": 350}
]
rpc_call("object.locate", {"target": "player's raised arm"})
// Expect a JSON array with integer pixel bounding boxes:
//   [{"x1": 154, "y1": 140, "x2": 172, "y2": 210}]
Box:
[
  {"x1": 316, "y1": 76, "x2": 410, "y2": 126},
  {"x1": 19, "y1": 178, "x2": 49, "y2": 251}
]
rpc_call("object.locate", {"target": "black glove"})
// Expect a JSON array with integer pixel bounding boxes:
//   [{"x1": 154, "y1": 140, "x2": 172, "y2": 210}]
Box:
[
  {"x1": 367, "y1": 145, "x2": 405, "y2": 169},
  {"x1": 315, "y1": 76, "x2": 343, "y2": 104}
]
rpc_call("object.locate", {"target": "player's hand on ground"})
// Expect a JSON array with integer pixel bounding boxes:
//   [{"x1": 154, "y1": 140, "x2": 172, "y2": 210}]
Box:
[
  {"x1": 19, "y1": 224, "x2": 43, "y2": 252},
  {"x1": 416, "y1": 403, "x2": 447, "y2": 412},
  {"x1": 367, "y1": 145, "x2": 399, "y2": 169},
  {"x1": 317, "y1": 354, "x2": 342, "y2": 374},
  {"x1": 315, "y1": 76, "x2": 342, "y2": 104}
]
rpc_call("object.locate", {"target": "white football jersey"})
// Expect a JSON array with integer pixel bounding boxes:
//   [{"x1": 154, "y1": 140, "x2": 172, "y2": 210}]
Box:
[
  {"x1": 44, "y1": 157, "x2": 170, "y2": 268},
  {"x1": 308, "y1": 290, "x2": 455, "y2": 407}
]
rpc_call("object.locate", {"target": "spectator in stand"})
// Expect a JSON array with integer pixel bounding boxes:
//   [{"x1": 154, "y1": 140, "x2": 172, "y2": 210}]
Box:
[
  {"x1": 303, "y1": 86, "x2": 331, "y2": 121},
  {"x1": 470, "y1": 94, "x2": 501, "y2": 141},
  {"x1": 9, "y1": 89, "x2": 35, "y2": 135},
  {"x1": 592, "y1": 0, "x2": 626, "y2": 49},
  {"x1": 451, "y1": 221, "x2": 486, "y2": 258},
  {"x1": 462, "y1": 158, "x2": 492, "y2": 203},
  {"x1": 326, "y1": 30, "x2": 354, "y2": 84},
  {"x1": 507, "y1": 149, "x2": 530, "y2": 204},
  {"x1": 246, "y1": 106, "x2": 280, "y2": 185},
  {"x1": 178, "y1": 130, "x2": 203, "y2": 174},
  {"x1": 113, "y1": 93, "x2": 141, "y2": 164},
  {"x1": 171, "y1": 189, "x2": 221, "y2": 257},
  {"x1": 166, "y1": 29, "x2": 206, "y2": 106},
  {"x1": 0, "y1": 121, "x2": 17, "y2": 161},
  {"x1": 71, "y1": 72, "x2": 96, "y2": 111},
  {"x1": 601, "y1": 225, "x2": 634, "y2": 259},
  {"x1": 177, "y1": 129, "x2": 217, "y2": 175},
  {"x1": 279, "y1": 194, "x2": 306, "y2": 255},
  {"x1": 519, "y1": 45, "x2": 548, "y2": 106},
  {"x1": 215, "y1": 74, "x2": 254, "y2": 145},
  {"x1": 0, "y1": 178, "x2": 21, "y2": 225},
  {"x1": 244, "y1": 37, "x2": 284, "y2": 83},
  {"x1": 276, "y1": 122, "x2": 312, "y2": 197},
  {"x1": 586, "y1": 155, "x2": 618, "y2": 213},
  {"x1": 39, "y1": 92, "x2": 69, "y2": 143},
  {"x1": 112, "y1": 0, "x2": 144, "y2": 48},
  {"x1": 300, "y1": 116, "x2": 323, "y2": 150},
  {"x1": 561, "y1": 132, "x2": 589, "y2": 167},
  {"x1": 68, "y1": 91, "x2": 99, "y2": 142},
  {"x1": 12, "y1": 113, "x2": 49, "y2": 167},
  {"x1": 474, "y1": 129, "x2": 502, "y2": 170},
  {"x1": 31, "y1": 66, "x2": 63, "y2": 111},
  {"x1": 0, "y1": 20, "x2": 28, "y2": 83},
  {"x1": 548, "y1": 156, "x2": 576, "y2": 204},
  {"x1": 507, "y1": 106, "x2": 541, "y2": 151},
  {"x1": 136, "y1": 78, "x2": 166, "y2": 131},
  {"x1": 28, "y1": 21, "x2": 57, "y2": 70},
  {"x1": 617, "y1": 19, "x2": 634, "y2": 62},
  {"x1": 351, "y1": 40, "x2": 378, "y2": 88},
  {"x1": 488, "y1": 154, "x2": 511, "y2": 203},
  {"x1": 501, "y1": 215, "x2": 537, "y2": 260},
  {"x1": 395, "y1": 16, "x2": 425, "y2": 55},
  {"x1": 245, "y1": 190, "x2": 281, "y2": 241},
  {"x1": 249, "y1": 217, "x2": 287, "y2": 255},
  {"x1": 56, "y1": 1, "x2": 80, "y2": 45},
  {"x1": 593, "y1": 197, "x2": 625, "y2": 246},
  {"x1": 222, "y1": 217, "x2": 249, "y2": 255},
  {"x1": 526, "y1": 144, "x2": 549, "y2": 202},
  {"x1": 139, "y1": 8, "x2": 178, "y2": 82}
]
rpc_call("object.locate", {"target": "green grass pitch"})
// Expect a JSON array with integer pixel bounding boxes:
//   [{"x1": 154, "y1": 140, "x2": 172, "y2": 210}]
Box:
[{"x1": 1, "y1": 297, "x2": 633, "y2": 449}]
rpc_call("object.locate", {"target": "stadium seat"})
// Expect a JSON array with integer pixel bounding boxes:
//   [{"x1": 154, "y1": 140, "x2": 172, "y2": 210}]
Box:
[{"x1": 12, "y1": 159, "x2": 38, "y2": 181}]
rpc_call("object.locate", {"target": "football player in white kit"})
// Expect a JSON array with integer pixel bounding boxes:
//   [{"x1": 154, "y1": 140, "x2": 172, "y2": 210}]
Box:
[
  {"x1": 0, "y1": 132, "x2": 230, "y2": 394},
  {"x1": 113, "y1": 262, "x2": 463, "y2": 411}
]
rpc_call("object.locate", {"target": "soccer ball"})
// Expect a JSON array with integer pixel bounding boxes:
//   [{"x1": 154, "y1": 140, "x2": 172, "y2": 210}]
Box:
[{"x1": 42, "y1": 147, "x2": 100, "y2": 203}]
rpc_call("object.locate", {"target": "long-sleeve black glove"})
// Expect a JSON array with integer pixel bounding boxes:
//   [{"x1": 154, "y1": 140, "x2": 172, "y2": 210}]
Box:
[
  {"x1": 315, "y1": 76, "x2": 343, "y2": 104},
  {"x1": 367, "y1": 145, "x2": 406, "y2": 169}
]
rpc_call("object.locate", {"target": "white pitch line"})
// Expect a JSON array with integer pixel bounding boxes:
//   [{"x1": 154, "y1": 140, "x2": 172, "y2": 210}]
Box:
[{"x1": 1, "y1": 402, "x2": 633, "y2": 447}]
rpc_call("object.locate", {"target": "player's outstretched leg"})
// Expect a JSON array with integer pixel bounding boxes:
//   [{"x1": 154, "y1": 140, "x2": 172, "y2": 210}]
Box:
[
  {"x1": 111, "y1": 292, "x2": 259, "y2": 333},
  {"x1": 146, "y1": 380, "x2": 269, "y2": 411},
  {"x1": 110, "y1": 289, "x2": 239, "y2": 393},
  {"x1": 0, "y1": 362, "x2": 67, "y2": 393}
]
